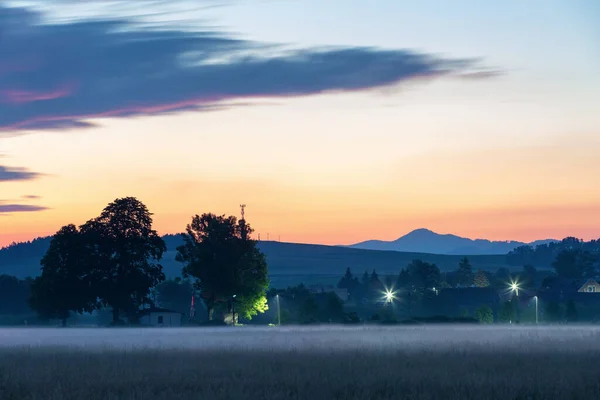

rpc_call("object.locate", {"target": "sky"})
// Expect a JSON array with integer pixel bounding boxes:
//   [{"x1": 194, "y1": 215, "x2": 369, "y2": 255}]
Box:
[{"x1": 1, "y1": 0, "x2": 599, "y2": 247}]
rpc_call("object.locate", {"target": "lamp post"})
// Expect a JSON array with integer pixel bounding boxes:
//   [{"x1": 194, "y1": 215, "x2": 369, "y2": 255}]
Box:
[
  {"x1": 534, "y1": 295, "x2": 538, "y2": 325},
  {"x1": 232, "y1": 294, "x2": 236, "y2": 325},
  {"x1": 276, "y1": 294, "x2": 281, "y2": 326}
]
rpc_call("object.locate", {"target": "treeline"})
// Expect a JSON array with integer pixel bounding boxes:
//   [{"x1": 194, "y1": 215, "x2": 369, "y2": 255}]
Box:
[
  {"x1": 507, "y1": 237, "x2": 600, "y2": 269},
  {"x1": 24, "y1": 197, "x2": 269, "y2": 326}
]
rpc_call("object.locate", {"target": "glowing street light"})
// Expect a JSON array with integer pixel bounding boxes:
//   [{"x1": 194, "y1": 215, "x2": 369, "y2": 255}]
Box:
[
  {"x1": 509, "y1": 281, "x2": 520, "y2": 296},
  {"x1": 384, "y1": 290, "x2": 396, "y2": 303}
]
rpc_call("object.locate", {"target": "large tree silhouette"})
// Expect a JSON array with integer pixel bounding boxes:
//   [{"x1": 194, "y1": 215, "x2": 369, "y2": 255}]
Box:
[
  {"x1": 81, "y1": 197, "x2": 166, "y2": 324},
  {"x1": 29, "y1": 224, "x2": 96, "y2": 326},
  {"x1": 176, "y1": 213, "x2": 269, "y2": 321}
]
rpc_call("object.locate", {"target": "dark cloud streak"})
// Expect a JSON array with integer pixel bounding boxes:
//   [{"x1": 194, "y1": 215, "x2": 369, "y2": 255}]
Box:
[
  {"x1": 0, "y1": 204, "x2": 50, "y2": 213},
  {"x1": 0, "y1": 165, "x2": 43, "y2": 182},
  {"x1": 0, "y1": 5, "x2": 496, "y2": 133}
]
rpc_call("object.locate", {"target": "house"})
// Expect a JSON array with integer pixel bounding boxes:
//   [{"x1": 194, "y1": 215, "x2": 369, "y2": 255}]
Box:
[
  {"x1": 578, "y1": 278, "x2": 600, "y2": 293},
  {"x1": 139, "y1": 307, "x2": 183, "y2": 327}
]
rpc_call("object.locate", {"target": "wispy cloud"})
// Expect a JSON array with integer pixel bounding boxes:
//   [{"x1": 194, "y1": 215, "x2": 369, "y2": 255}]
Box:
[
  {"x1": 0, "y1": 204, "x2": 49, "y2": 213},
  {"x1": 0, "y1": 4, "x2": 496, "y2": 133},
  {"x1": 0, "y1": 165, "x2": 43, "y2": 181},
  {"x1": 21, "y1": 195, "x2": 41, "y2": 199}
]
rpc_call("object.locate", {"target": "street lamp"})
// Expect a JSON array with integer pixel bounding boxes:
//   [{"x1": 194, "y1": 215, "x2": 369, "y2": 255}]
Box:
[
  {"x1": 384, "y1": 289, "x2": 395, "y2": 303},
  {"x1": 510, "y1": 281, "x2": 520, "y2": 296},
  {"x1": 232, "y1": 294, "x2": 237, "y2": 325},
  {"x1": 534, "y1": 295, "x2": 538, "y2": 325},
  {"x1": 276, "y1": 294, "x2": 281, "y2": 326}
]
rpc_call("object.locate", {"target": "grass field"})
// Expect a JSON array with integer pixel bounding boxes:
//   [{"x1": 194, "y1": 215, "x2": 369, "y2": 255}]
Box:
[{"x1": 1, "y1": 326, "x2": 599, "y2": 400}]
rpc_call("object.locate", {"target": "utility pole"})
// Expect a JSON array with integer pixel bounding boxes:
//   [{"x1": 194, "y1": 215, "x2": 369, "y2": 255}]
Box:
[{"x1": 239, "y1": 204, "x2": 247, "y2": 240}]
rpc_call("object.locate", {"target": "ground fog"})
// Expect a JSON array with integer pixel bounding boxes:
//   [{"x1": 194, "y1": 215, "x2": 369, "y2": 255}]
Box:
[{"x1": 1, "y1": 326, "x2": 599, "y2": 399}]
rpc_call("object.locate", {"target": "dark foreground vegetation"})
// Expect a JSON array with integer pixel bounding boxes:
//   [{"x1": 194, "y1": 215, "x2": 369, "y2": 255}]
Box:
[{"x1": 1, "y1": 328, "x2": 600, "y2": 400}]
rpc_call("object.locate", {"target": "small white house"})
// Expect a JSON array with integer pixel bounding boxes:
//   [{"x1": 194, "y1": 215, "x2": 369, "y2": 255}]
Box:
[
  {"x1": 139, "y1": 307, "x2": 183, "y2": 327},
  {"x1": 578, "y1": 278, "x2": 600, "y2": 293}
]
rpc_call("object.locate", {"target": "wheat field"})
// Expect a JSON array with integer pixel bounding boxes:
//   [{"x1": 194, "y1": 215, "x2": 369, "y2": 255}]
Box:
[{"x1": 1, "y1": 326, "x2": 599, "y2": 400}]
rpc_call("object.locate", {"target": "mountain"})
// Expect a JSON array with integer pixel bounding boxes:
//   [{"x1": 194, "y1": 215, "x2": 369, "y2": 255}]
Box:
[
  {"x1": 349, "y1": 228, "x2": 558, "y2": 255},
  {"x1": 0, "y1": 234, "x2": 512, "y2": 287}
]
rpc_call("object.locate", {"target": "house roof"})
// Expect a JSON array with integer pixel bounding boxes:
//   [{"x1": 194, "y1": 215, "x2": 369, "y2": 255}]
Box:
[{"x1": 579, "y1": 278, "x2": 600, "y2": 289}]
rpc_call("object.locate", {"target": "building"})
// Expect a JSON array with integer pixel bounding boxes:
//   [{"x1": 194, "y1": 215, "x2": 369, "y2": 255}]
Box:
[
  {"x1": 139, "y1": 307, "x2": 183, "y2": 327},
  {"x1": 578, "y1": 278, "x2": 600, "y2": 293}
]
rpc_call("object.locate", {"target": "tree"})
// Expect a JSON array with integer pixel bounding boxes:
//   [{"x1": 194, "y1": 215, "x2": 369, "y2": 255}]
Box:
[
  {"x1": 176, "y1": 213, "x2": 269, "y2": 321},
  {"x1": 552, "y1": 250, "x2": 595, "y2": 279},
  {"x1": 80, "y1": 197, "x2": 166, "y2": 324},
  {"x1": 319, "y1": 292, "x2": 345, "y2": 323},
  {"x1": 298, "y1": 295, "x2": 319, "y2": 324},
  {"x1": 0, "y1": 275, "x2": 32, "y2": 315},
  {"x1": 337, "y1": 268, "x2": 360, "y2": 300},
  {"x1": 405, "y1": 260, "x2": 441, "y2": 290},
  {"x1": 499, "y1": 300, "x2": 515, "y2": 323},
  {"x1": 565, "y1": 300, "x2": 578, "y2": 323},
  {"x1": 28, "y1": 225, "x2": 97, "y2": 326},
  {"x1": 475, "y1": 305, "x2": 494, "y2": 324},
  {"x1": 522, "y1": 264, "x2": 537, "y2": 288},
  {"x1": 473, "y1": 269, "x2": 490, "y2": 288},
  {"x1": 493, "y1": 267, "x2": 511, "y2": 287},
  {"x1": 456, "y1": 257, "x2": 474, "y2": 287},
  {"x1": 544, "y1": 300, "x2": 562, "y2": 322}
]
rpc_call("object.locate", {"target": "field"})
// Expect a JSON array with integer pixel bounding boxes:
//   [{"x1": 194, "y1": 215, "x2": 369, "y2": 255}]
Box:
[{"x1": 1, "y1": 326, "x2": 600, "y2": 400}]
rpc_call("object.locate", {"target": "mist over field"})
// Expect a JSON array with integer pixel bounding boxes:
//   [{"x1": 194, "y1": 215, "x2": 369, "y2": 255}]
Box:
[
  {"x1": 2, "y1": 325, "x2": 600, "y2": 352},
  {"x1": 2, "y1": 326, "x2": 600, "y2": 399}
]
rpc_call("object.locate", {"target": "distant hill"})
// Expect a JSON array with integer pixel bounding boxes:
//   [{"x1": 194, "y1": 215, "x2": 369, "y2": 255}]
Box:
[
  {"x1": 349, "y1": 228, "x2": 558, "y2": 255},
  {"x1": 0, "y1": 234, "x2": 513, "y2": 287}
]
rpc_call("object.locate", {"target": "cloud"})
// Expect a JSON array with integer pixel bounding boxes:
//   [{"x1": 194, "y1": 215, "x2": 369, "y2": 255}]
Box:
[
  {"x1": 0, "y1": 4, "x2": 495, "y2": 133},
  {"x1": 21, "y1": 195, "x2": 41, "y2": 199},
  {"x1": 0, "y1": 165, "x2": 43, "y2": 181},
  {"x1": 0, "y1": 204, "x2": 50, "y2": 213}
]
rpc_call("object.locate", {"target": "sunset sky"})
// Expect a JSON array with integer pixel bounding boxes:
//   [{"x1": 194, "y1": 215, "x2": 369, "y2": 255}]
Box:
[{"x1": 1, "y1": 0, "x2": 599, "y2": 248}]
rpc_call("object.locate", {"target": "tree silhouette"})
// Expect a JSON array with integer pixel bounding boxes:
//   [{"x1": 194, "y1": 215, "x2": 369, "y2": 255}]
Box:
[
  {"x1": 498, "y1": 300, "x2": 515, "y2": 323},
  {"x1": 80, "y1": 197, "x2": 166, "y2": 324},
  {"x1": 0, "y1": 274, "x2": 32, "y2": 315},
  {"x1": 475, "y1": 305, "x2": 494, "y2": 324},
  {"x1": 337, "y1": 268, "x2": 360, "y2": 300},
  {"x1": 405, "y1": 259, "x2": 441, "y2": 290},
  {"x1": 552, "y1": 249, "x2": 595, "y2": 279},
  {"x1": 28, "y1": 224, "x2": 96, "y2": 326},
  {"x1": 473, "y1": 269, "x2": 490, "y2": 288},
  {"x1": 176, "y1": 213, "x2": 269, "y2": 321},
  {"x1": 456, "y1": 257, "x2": 474, "y2": 287},
  {"x1": 565, "y1": 300, "x2": 578, "y2": 323}
]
